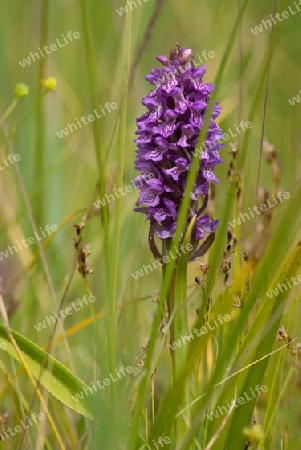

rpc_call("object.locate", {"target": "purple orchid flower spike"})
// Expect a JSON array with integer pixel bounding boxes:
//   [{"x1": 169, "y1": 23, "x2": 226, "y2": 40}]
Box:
[{"x1": 134, "y1": 44, "x2": 224, "y2": 261}]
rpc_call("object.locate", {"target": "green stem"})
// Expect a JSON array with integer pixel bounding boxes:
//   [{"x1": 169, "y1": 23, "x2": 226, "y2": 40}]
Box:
[
  {"x1": 0, "y1": 92, "x2": 48, "y2": 148},
  {"x1": 163, "y1": 236, "x2": 191, "y2": 444},
  {"x1": 163, "y1": 239, "x2": 175, "y2": 354},
  {"x1": 35, "y1": 0, "x2": 49, "y2": 226},
  {"x1": 2, "y1": 98, "x2": 19, "y2": 120},
  {"x1": 173, "y1": 248, "x2": 190, "y2": 442}
]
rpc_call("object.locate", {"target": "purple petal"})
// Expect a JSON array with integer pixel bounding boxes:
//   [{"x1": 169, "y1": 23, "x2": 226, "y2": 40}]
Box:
[
  {"x1": 203, "y1": 170, "x2": 219, "y2": 183},
  {"x1": 140, "y1": 188, "x2": 160, "y2": 206},
  {"x1": 195, "y1": 182, "x2": 209, "y2": 196},
  {"x1": 144, "y1": 149, "x2": 165, "y2": 161},
  {"x1": 155, "y1": 227, "x2": 172, "y2": 239},
  {"x1": 151, "y1": 208, "x2": 167, "y2": 222}
]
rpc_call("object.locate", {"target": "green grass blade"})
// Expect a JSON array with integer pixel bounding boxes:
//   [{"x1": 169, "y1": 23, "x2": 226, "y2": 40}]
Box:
[{"x1": 0, "y1": 323, "x2": 94, "y2": 419}]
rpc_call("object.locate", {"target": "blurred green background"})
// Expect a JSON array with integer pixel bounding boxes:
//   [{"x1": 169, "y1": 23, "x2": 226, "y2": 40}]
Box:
[{"x1": 0, "y1": 0, "x2": 300, "y2": 448}]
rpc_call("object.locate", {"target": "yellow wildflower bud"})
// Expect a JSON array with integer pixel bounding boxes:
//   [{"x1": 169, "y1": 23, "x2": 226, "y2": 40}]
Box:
[
  {"x1": 15, "y1": 83, "x2": 29, "y2": 98},
  {"x1": 41, "y1": 77, "x2": 57, "y2": 91}
]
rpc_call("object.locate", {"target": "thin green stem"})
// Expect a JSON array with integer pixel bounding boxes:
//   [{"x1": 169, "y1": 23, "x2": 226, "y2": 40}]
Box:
[
  {"x1": 163, "y1": 239, "x2": 175, "y2": 354},
  {"x1": 173, "y1": 256, "x2": 190, "y2": 441},
  {"x1": 35, "y1": 0, "x2": 49, "y2": 226},
  {"x1": 0, "y1": 92, "x2": 48, "y2": 148},
  {"x1": 2, "y1": 98, "x2": 19, "y2": 120},
  {"x1": 163, "y1": 236, "x2": 191, "y2": 443},
  {"x1": 111, "y1": 6, "x2": 132, "y2": 376}
]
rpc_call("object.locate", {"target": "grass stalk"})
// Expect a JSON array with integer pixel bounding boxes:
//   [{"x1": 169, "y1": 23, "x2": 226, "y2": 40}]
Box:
[{"x1": 35, "y1": 0, "x2": 49, "y2": 226}]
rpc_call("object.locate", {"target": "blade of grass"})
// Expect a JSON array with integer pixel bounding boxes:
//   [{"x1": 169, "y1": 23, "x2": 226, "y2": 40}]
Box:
[
  {"x1": 110, "y1": 5, "x2": 132, "y2": 382},
  {"x1": 35, "y1": 0, "x2": 49, "y2": 226}
]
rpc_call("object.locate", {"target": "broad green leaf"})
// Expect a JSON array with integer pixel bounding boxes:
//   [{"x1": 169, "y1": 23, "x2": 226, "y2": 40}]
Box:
[{"x1": 0, "y1": 324, "x2": 94, "y2": 419}]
